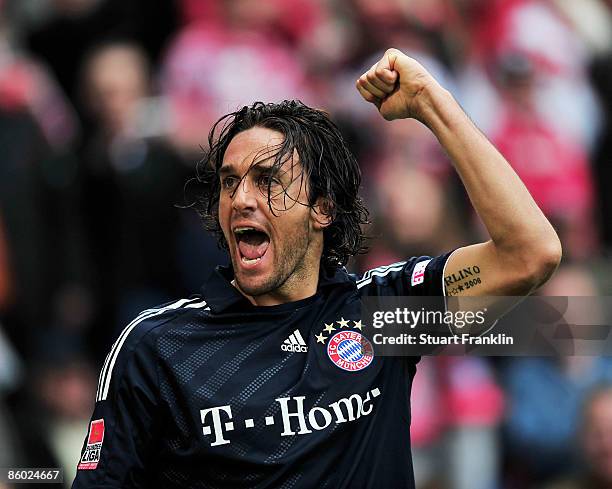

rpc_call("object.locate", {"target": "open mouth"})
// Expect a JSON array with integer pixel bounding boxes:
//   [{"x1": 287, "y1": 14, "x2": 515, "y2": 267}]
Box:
[{"x1": 234, "y1": 227, "x2": 270, "y2": 266}]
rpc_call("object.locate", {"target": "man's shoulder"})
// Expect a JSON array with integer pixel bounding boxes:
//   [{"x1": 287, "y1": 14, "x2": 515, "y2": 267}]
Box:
[
  {"x1": 120, "y1": 296, "x2": 211, "y2": 344},
  {"x1": 105, "y1": 296, "x2": 211, "y2": 369},
  {"x1": 95, "y1": 297, "x2": 210, "y2": 402}
]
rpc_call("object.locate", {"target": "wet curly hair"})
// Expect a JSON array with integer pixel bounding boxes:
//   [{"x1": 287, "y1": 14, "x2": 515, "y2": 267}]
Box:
[{"x1": 192, "y1": 100, "x2": 369, "y2": 271}]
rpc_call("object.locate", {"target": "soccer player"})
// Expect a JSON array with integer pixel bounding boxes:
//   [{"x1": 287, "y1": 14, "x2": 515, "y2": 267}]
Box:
[{"x1": 72, "y1": 49, "x2": 561, "y2": 488}]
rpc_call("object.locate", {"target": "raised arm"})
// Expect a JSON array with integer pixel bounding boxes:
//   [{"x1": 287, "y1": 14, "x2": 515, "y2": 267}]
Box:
[{"x1": 356, "y1": 49, "x2": 561, "y2": 304}]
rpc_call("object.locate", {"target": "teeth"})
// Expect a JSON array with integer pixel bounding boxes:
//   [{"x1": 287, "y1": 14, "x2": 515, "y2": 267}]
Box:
[
  {"x1": 234, "y1": 227, "x2": 257, "y2": 234},
  {"x1": 241, "y1": 256, "x2": 261, "y2": 264}
]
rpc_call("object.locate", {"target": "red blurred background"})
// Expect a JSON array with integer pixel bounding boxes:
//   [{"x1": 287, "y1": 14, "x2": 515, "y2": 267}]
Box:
[{"x1": 0, "y1": 1, "x2": 611, "y2": 488}]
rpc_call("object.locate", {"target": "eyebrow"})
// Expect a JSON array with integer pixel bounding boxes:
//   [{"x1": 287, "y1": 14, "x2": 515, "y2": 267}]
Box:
[
  {"x1": 219, "y1": 162, "x2": 279, "y2": 178},
  {"x1": 218, "y1": 165, "x2": 235, "y2": 177}
]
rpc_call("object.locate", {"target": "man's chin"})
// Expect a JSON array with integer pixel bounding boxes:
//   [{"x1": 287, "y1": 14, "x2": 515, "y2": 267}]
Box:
[{"x1": 233, "y1": 270, "x2": 276, "y2": 298}]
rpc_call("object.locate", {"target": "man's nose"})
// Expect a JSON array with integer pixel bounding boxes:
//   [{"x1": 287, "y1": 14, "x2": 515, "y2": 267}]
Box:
[{"x1": 232, "y1": 178, "x2": 258, "y2": 214}]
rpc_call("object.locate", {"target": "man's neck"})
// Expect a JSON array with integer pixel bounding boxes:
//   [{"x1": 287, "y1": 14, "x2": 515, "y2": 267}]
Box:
[{"x1": 231, "y1": 267, "x2": 320, "y2": 307}]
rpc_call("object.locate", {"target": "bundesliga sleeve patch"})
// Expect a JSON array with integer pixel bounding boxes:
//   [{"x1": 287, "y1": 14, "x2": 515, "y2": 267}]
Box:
[
  {"x1": 411, "y1": 259, "x2": 431, "y2": 286},
  {"x1": 78, "y1": 419, "x2": 105, "y2": 470}
]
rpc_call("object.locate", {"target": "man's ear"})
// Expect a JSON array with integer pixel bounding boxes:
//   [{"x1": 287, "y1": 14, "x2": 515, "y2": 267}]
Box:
[{"x1": 310, "y1": 197, "x2": 333, "y2": 230}]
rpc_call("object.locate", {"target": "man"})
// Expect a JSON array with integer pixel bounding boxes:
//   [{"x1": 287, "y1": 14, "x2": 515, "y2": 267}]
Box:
[{"x1": 73, "y1": 49, "x2": 561, "y2": 488}]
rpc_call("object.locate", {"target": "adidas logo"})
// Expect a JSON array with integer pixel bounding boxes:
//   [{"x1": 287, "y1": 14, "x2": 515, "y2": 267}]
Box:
[{"x1": 281, "y1": 329, "x2": 308, "y2": 353}]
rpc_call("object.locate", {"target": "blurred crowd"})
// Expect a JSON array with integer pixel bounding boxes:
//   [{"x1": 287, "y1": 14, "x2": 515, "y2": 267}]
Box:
[{"x1": 0, "y1": 0, "x2": 611, "y2": 488}]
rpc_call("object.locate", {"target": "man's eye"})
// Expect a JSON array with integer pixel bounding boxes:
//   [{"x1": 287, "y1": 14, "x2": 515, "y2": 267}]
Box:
[
  {"x1": 257, "y1": 174, "x2": 281, "y2": 188},
  {"x1": 221, "y1": 176, "x2": 238, "y2": 190}
]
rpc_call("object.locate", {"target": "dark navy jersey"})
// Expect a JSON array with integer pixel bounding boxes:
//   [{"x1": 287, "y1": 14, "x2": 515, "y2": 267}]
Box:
[{"x1": 73, "y1": 254, "x2": 451, "y2": 489}]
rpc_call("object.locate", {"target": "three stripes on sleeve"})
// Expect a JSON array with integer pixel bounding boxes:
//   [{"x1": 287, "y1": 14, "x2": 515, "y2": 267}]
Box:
[{"x1": 95, "y1": 297, "x2": 209, "y2": 402}]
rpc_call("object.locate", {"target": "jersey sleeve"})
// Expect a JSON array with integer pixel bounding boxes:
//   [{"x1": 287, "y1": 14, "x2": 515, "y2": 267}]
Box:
[
  {"x1": 72, "y1": 320, "x2": 161, "y2": 489},
  {"x1": 355, "y1": 252, "x2": 453, "y2": 297},
  {"x1": 356, "y1": 253, "x2": 454, "y2": 368}
]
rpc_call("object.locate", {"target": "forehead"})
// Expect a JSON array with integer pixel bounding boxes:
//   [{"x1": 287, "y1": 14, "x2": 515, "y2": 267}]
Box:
[{"x1": 222, "y1": 126, "x2": 286, "y2": 172}]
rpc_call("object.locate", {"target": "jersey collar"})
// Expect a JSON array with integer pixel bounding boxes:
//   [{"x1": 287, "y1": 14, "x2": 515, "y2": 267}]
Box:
[{"x1": 201, "y1": 264, "x2": 355, "y2": 313}]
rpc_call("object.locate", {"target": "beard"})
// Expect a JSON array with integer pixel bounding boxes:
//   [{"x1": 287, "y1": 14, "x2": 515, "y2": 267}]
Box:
[{"x1": 233, "y1": 219, "x2": 313, "y2": 298}]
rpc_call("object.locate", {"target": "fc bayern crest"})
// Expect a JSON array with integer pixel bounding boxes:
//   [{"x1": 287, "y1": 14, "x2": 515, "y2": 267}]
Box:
[{"x1": 327, "y1": 330, "x2": 374, "y2": 372}]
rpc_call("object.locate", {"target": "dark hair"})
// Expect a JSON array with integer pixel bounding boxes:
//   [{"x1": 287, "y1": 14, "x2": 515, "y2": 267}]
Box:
[{"x1": 192, "y1": 100, "x2": 369, "y2": 270}]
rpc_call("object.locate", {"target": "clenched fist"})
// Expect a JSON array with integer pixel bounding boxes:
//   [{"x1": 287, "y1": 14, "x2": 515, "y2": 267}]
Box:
[{"x1": 356, "y1": 48, "x2": 442, "y2": 122}]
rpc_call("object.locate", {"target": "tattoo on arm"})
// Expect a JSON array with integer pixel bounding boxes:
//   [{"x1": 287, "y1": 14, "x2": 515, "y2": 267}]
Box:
[{"x1": 445, "y1": 265, "x2": 482, "y2": 296}]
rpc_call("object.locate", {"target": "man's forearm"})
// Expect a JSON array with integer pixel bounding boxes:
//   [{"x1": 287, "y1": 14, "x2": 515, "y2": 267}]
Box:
[
  {"x1": 357, "y1": 48, "x2": 561, "y2": 295},
  {"x1": 416, "y1": 84, "x2": 560, "y2": 260}
]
